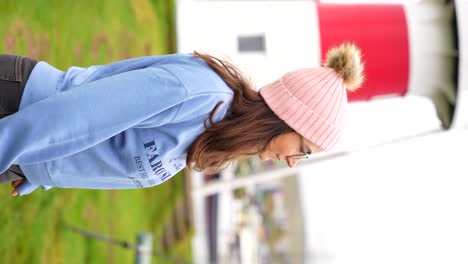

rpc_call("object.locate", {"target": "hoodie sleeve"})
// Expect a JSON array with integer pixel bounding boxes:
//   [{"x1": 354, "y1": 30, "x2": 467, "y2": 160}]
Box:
[{"x1": 0, "y1": 67, "x2": 187, "y2": 173}]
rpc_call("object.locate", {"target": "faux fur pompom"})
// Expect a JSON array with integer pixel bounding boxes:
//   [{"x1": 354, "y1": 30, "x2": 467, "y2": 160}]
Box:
[{"x1": 325, "y1": 43, "x2": 365, "y2": 91}]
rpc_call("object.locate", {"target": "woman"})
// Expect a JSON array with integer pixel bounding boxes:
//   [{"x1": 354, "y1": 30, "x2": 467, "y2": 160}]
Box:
[{"x1": 0, "y1": 43, "x2": 364, "y2": 196}]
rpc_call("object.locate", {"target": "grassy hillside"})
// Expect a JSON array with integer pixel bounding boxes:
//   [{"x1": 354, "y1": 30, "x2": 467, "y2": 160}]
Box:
[{"x1": 0, "y1": 1, "x2": 192, "y2": 263}]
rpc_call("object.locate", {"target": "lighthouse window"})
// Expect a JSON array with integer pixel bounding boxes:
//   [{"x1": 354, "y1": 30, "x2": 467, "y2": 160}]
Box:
[{"x1": 238, "y1": 35, "x2": 265, "y2": 53}]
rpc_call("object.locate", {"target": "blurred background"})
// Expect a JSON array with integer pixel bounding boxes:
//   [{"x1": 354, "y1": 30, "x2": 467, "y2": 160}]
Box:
[{"x1": 1, "y1": 0, "x2": 467, "y2": 263}]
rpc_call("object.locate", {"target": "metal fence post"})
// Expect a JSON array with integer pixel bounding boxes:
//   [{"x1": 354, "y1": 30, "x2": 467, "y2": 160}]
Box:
[{"x1": 135, "y1": 232, "x2": 153, "y2": 264}]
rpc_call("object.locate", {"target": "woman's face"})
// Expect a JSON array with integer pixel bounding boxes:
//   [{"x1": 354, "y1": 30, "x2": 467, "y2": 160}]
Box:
[{"x1": 258, "y1": 132, "x2": 322, "y2": 168}]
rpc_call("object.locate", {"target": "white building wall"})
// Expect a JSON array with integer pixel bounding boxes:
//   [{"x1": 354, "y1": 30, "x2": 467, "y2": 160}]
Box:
[
  {"x1": 176, "y1": 0, "x2": 321, "y2": 88},
  {"x1": 454, "y1": 0, "x2": 468, "y2": 128},
  {"x1": 298, "y1": 127, "x2": 468, "y2": 264}
]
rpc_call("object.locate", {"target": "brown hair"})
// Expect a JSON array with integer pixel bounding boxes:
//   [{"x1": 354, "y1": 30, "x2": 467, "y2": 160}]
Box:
[{"x1": 186, "y1": 52, "x2": 294, "y2": 173}]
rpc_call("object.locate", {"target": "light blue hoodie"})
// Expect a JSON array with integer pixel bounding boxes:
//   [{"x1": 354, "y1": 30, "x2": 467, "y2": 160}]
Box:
[{"x1": 0, "y1": 54, "x2": 233, "y2": 190}]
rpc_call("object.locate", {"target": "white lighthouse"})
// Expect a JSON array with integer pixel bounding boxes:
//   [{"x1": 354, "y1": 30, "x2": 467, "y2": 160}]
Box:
[{"x1": 176, "y1": 0, "x2": 468, "y2": 263}]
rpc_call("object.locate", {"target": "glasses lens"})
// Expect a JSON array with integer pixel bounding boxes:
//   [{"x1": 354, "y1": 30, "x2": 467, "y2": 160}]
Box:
[{"x1": 299, "y1": 154, "x2": 313, "y2": 161}]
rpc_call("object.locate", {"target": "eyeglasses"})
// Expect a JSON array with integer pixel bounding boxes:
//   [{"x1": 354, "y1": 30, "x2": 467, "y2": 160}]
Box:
[
  {"x1": 288, "y1": 136, "x2": 314, "y2": 161},
  {"x1": 288, "y1": 153, "x2": 314, "y2": 161}
]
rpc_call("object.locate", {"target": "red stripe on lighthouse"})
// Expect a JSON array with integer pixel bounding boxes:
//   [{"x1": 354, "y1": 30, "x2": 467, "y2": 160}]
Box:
[{"x1": 317, "y1": 4, "x2": 410, "y2": 101}]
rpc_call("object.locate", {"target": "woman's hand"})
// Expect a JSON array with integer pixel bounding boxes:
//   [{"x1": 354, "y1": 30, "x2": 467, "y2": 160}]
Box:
[{"x1": 11, "y1": 178, "x2": 24, "y2": 196}]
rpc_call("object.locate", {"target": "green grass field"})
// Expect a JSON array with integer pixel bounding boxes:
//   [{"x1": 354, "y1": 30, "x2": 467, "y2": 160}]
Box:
[{"x1": 0, "y1": 1, "x2": 193, "y2": 263}]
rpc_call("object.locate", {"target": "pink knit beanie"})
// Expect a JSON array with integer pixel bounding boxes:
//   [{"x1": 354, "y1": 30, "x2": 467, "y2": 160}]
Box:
[{"x1": 259, "y1": 43, "x2": 365, "y2": 151}]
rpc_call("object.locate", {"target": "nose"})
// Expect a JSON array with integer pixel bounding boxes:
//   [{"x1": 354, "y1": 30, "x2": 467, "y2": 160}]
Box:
[{"x1": 286, "y1": 157, "x2": 300, "y2": 168}]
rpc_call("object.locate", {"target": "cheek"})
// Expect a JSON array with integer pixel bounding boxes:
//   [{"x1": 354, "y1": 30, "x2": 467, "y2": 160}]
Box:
[
  {"x1": 271, "y1": 142, "x2": 291, "y2": 156},
  {"x1": 269, "y1": 136, "x2": 294, "y2": 155},
  {"x1": 259, "y1": 144, "x2": 278, "y2": 160}
]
